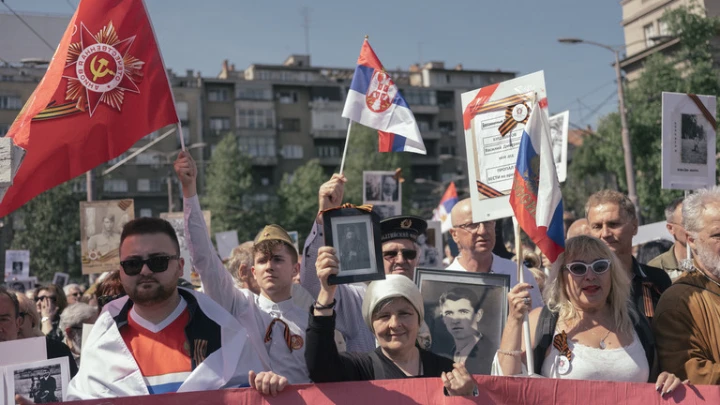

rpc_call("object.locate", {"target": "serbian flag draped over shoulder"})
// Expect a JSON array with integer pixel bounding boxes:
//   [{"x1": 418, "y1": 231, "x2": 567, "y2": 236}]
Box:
[
  {"x1": 509, "y1": 102, "x2": 565, "y2": 262},
  {"x1": 0, "y1": 0, "x2": 178, "y2": 217},
  {"x1": 342, "y1": 38, "x2": 426, "y2": 154}
]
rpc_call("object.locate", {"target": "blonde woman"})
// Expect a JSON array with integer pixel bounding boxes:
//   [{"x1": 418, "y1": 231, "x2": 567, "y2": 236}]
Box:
[{"x1": 495, "y1": 235, "x2": 682, "y2": 396}]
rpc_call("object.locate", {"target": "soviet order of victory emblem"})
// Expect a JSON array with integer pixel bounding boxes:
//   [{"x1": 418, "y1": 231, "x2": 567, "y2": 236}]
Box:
[
  {"x1": 365, "y1": 70, "x2": 397, "y2": 113},
  {"x1": 64, "y1": 22, "x2": 144, "y2": 116}
]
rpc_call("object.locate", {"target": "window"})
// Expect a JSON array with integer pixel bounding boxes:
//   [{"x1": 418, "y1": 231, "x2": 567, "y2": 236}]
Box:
[
  {"x1": 276, "y1": 91, "x2": 298, "y2": 104},
  {"x1": 176, "y1": 101, "x2": 189, "y2": 121},
  {"x1": 137, "y1": 179, "x2": 150, "y2": 192},
  {"x1": 439, "y1": 121, "x2": 455, "y2": 133},
  {"x1": 236, "y1": 88, "x2": 271, "y2": 100},
  {"x1": 281, "y1": 144, "x2": 303, "y2": 159},
  {"x1": 440, "y1": 145, "x2": 457, "y2": 155},
  {"x1": 209, "y1": 117, "x2": 231, "y2": 132},
  {"x1": 261, "y1": 177, "x2": 270, "y2": 186},
  {"x1": 644, "y1": 23, "x2": 657, "y2": 47},
  {"x1": 149, "y1": 178, "x2": 163, "y2": 192},
  {"x1": 72, "y1": 180, "x2": 87, "y2": 193},
  {"x1": 0, "y1": 124, "x2": 9, "y2": 137},
  {"x1": 135, "y1": 152, "x2": 161, "y2": 165},
  {"x1": 416, "y1": 115, "x2": 432, "y2": 132},
  {"x1": 279, "y1": 118, "x2": 301, "y2": 132},
  {"x1": 402, "y1": 89, "x2": 437, "y2": 106},
  {"x1": 316, "y1": 145, "x2": 341, "y2": 158},
  {"x1": 236, "y1": 108, "x2": 275, "y2": 129},
  {"x1": 139, "y1": 208, "x2": 153, "y2": 218},
  {"x1": 436, "y1": 91, "x2": 454, "y2": 108},
  {"x1": 658, "y1": 19, "x2": 670, "y2": 37},
  {"x1": 0, "y1": 95, "x2": 22, "y2": 110},
  {"x1": 104, "y1": 179, "x2": 128, "y2": 192},
  {"x1": 208, "y1": 88, "x2": 229, "y2": 102},
  {"x1": 239, "y1": 137, "x2": 276, "y2": 157}
]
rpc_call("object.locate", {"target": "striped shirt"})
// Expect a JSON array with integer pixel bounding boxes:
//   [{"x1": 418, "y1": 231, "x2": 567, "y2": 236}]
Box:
[{"x1": 120, "y1": 298, "x2": 192, "y2": 394}]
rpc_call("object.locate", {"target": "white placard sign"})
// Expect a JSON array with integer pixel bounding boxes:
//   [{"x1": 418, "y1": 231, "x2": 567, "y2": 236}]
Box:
[
  {"x1": 549, "y1": 110, "x2": 569, "y2": 182},
  {"x1": 363, "y1": 170, "x2": 402, "y2": 218},
  {"x1": 160, "y1": 211, "x2": 211, "y2": 284},
  {"x1": 215, "y1": 230, "x2": 239, "y2": 260},
  {"x1": 4, "y1": 250, "x2": 29, "y2": 280},
  {"x1": 0, "y1": 337, "x2": 47, "y2": 367},
  {"x1": 632, "y1": 221, "x2": 674, "y2": 246},
  {"x1": 461, "y1": 71, "x2": 549, "y2": 222},
  {"x1": 661, "y1": 92, "x2": 717, "y2": 190}
]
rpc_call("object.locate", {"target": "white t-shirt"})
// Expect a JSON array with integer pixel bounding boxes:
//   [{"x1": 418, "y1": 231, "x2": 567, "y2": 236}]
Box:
[{"x1": 446, "y1": 254, "x2": 543, "y2": 308}]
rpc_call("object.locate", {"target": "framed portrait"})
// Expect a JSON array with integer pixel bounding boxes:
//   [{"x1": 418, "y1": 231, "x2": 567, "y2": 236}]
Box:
[
  {"x1": 461, "y1": 71, "x2": 548, "y2": 223},
  {"x1": 661, "y1": 92, "x2": 717, "y2": 190},
  {"x1": 80, "y1": 200, "x2": 135, "y2": 274},
  {"x1": 417, "y1": 220, "x2": 442, "y2": 268},
  {"x1": 363, "y1": 170, "x2": 402, "y2": 204},
  {"x1": 160, "y1": 210, "x2": 211, "y2": 283},
  {"x1": 4, "y1": 277, "x2": 35, "y2": 294},
  {"x1": 548, "y1": 110, "x2": 569, "y2": 183},
  {"x1": 322, "y1": 208, "x2": 384, "y2": 285},
  {"x1": 52, "y1": 272, "x2": 70, "y2": 287},
  {"x1": 4, "y1": 250, "x2": 29, "y2": 280},
  {"x1": 415, "y1": 268, "x2": 510, "y2": 376},
  {"x1": 4, "y1": 357, "x2": 70, "y2": 404}
]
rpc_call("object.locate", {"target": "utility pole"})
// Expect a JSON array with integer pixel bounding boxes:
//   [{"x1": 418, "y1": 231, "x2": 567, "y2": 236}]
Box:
[{"x1": 301, "y1": 7, "x2": 311, "y2": 55}]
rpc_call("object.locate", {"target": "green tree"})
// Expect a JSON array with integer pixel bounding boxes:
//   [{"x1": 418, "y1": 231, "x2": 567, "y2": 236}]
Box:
[
  {"x1": 567, "y1": 3, "x2": 720, "y2": 221},
  {"x1": 202, "y1": 133, "x2": 263, "y2": 242},
  {"x1": 9, "y1": 180, "x2": 83, "y2": 281},
  {"x1": 276, "y1": 159, "x2": 326, "y2": 247},
  {"x1": 341, "y1": 123, "x2": 415, "y2": 213}
]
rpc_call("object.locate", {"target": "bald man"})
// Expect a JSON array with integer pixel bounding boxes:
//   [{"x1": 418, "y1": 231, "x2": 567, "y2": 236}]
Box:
[
  {"x1": 566, "y1": 218, "x2": 591, "y2": 239},
  {"x1": 447, "y1": 199, "x2": 542, "y2": 308}
]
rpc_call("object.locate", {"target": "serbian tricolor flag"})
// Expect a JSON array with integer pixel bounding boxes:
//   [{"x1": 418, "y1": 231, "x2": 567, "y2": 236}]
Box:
[
  {"x1": 0, "y1": 0, "x2": 177, "y2": 216},
  {"x1": 432, "y1": 182, "x2": 459, "y2": 233},
  {"x1": 342, "y1": 39, "x2": 426, "y2": 154},
  {"x1": 509, "y1": 102, "x2": 565, "y2": 263}
]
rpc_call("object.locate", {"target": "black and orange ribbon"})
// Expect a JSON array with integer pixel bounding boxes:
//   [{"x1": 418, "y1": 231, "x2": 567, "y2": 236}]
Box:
[
  {"x1": 498, "y1": 102, "x2": 530, "y2": 137},
  {"x1": 264, "y1": 318, "x2": 293, "y2": 351},
  {"x1": 641, "y1": 282, "x2": 661, "y2": 318},
  {"x1": 476, "y1": 181, "x2": 503, "y2": 198},
  {"x1": 319, "y1": 203, "x2": 374, "y2": 217},
  {"x1": 688, "y1": 94, "x2": 717, "y2": 128},
  {"x1": 393, "y1": 168, "x2": 405, "y2": 183},
  {"x1": 463, "y1": 91, "x2": 535, "y2": 130},
  {"x1": 553, "y1": 330, "x2": 572, "y2": 360}
]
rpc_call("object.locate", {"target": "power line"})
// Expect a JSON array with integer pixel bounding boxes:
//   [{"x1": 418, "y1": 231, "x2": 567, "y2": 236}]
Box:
[
  {"x1": 577, "y1": 90, "x2": 618, "y2": 126},
  {"x1": 555, "y1": 78, "x2": 616, "y2": 112},
  {"x1": 1, "y1": 1, "x2": 55, "y2": 51},
  {"x1": 65, "y1": 0, "x2": 75, "y2": 11}
]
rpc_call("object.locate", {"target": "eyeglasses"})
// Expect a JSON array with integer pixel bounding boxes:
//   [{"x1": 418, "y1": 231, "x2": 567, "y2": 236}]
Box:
[
  {"x1": 35, "y1": 296, "x2": 57, "y2": 303},
  {"x1": 68, "y1": 292, "x2": 82, "y2": 298},
  {"x1": 119, "y1": 255, "x2": 180, "y2": 276},
  {"x1": 564, "y1": 259, "x2": 611, "y2": 276},
  {"x1": 383, "y1": 249, "x2": 417, "y2": 261},
  {"x1": 456, "y1": 221, "x2": 495, "y2": 233},
  {"x1": 97, "y1": 293, "x2": 125, "y2": 308}
]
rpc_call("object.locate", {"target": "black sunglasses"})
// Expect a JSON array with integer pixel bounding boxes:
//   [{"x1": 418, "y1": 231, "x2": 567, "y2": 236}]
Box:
[
  {"x1": 119, "y1": 255, "x2": 180, "y2": 276},
  {"x1": 565, "y1": 259, "x2": 611, "y2": 276},
  {"x1": 35, "y1": 296, "x2": 57, "y2": 303},
  {"x1": 382, "y1": 249, "x2": 418, "y2": 260}
]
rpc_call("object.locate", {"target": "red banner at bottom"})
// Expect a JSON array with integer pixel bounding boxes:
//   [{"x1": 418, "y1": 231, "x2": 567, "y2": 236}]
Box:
[{"x1": 64, "y1": 375, "x2": 719, "y2": 405}]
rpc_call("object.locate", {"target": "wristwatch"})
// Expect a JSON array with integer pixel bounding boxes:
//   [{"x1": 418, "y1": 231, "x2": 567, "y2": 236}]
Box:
[{"x1": 41, "y1": 317, "x2": 50, "y2": 323}]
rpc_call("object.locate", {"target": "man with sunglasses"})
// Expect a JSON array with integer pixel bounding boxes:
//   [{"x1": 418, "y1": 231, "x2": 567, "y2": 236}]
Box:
[
  {"x1": 300, "y1": 173, "x2": 429, "y2": 353},
  {"x1": 585, "y1": 190, "x2": 671, "y2": 320},
  {"x1": 648, "y1": 197, "x2": 688, "y2": 281},
  {"x1": 67, "y1": 217, "x2": 268, "y2": 399},
  {"x1": 446, "y1": 199, "x2": 542, "y2": 308}
]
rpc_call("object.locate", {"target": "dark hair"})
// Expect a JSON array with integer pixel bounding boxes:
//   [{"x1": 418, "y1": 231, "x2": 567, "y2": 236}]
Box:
[
  {"x1": 253, "y1": 239, "x2": 298, "y2": 264},
  {"x1": 0, "y1": 286, "x2": 20, "y2": 318},
  {"x1": 439, "y1": 287, "x2": 482, "y2": 312},
  {"x1": 35, "y1": 284, "x2": 68, "y2": 313},
  {"x1": 120, "y1": 217, "x2": 180, "y2": 255},
  {"x1": 637, "y1": 240, "x2": 674, "y2": 265}
]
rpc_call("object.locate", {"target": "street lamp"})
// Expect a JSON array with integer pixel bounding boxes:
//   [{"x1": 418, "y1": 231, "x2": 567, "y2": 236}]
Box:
[{"x1": 558, "y1": 37, "x2": 639, "y2": 217}]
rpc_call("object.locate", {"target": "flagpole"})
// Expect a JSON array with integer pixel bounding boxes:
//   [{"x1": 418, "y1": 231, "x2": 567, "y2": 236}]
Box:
[
  {"x1": 339, "y1": 120, "x2": 353, "y2": 175},
  {"x1": 513, "y1": 216, "x2": 535, "y2": 375},
  {"x1": 685, "y1": 190, "x2": 692, "y2": 263}
]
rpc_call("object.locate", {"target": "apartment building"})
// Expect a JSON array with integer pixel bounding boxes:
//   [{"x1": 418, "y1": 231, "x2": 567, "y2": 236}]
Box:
[{"x1": 619, "y1": 0, "x2": 720, "y2": 81}]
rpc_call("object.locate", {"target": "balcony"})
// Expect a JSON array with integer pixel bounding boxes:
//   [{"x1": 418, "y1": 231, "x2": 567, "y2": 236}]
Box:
[
  {"x1": 311, "y1": 129, "x2": 347, "y2": 139},
  {"x1": 251, "y1": 156, "x2": 278, "y2": 166},
  {"x1": 411, "y1": 105, "x2": 439, "y2": 114},
  {"x1": 410, "y1": 155, "x2": 441, "y2": 165}
]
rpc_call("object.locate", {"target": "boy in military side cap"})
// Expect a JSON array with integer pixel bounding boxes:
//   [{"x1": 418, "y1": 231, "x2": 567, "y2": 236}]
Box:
[
  {"x1": 174, "y1": 152, "x2": 311, "y2": 388},
  {"x1": 300, "y1": 173, "x2": 430, "y2": 352}
]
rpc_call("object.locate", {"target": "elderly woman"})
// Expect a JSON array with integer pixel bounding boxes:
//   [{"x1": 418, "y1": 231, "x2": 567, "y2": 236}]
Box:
[
  {"x1": 305, "y1": 246, "x2": 476, "y2": 396},
  {"x1": 63, "y1": 283, "x2": 83, "y2": 305},
  {"x1": 495, "y1": 235, "x2": 682, "y2": 395}
]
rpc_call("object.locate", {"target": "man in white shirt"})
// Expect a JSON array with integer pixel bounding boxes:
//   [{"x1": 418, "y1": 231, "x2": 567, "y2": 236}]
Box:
[
  {"x1": 447, "y1": 198, "x2": 542, "y2": 307},
  {"x1": 175, "y1": 152, "x2": 311, "y2": 384}
]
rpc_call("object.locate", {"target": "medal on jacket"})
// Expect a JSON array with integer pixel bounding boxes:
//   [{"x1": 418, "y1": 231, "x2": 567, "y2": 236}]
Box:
[
  {"x1": 290, "y1": 334, "x2": 304, "y2": 350},
  {"x1": 553, "y1": 330, "x2": 572, "y2": 375}
]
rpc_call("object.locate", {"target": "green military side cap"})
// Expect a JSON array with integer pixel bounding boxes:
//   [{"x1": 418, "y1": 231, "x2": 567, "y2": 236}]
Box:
[
  {"x1": 254, "y1": 224, "x2": 294, "y2": 246},
  {"x1": 380, "y1": 215, "x2": 427, "y2": 243}
]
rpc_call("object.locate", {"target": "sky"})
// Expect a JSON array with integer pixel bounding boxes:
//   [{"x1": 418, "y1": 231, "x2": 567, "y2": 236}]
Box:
[{"x1": 2, "y1": 0, "x2": 627, "y2": 131}]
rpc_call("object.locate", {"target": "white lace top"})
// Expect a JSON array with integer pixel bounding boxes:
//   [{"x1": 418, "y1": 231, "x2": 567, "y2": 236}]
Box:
[{"x1": 540, "y1": 329, "x2": 649, "y2": 382}]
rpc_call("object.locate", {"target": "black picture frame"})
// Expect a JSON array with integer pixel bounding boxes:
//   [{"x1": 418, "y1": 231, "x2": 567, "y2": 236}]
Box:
[
  {"x1": 415, "y1": 268, "x2": 510, "y2": 376},
  {"x1": 323, "y1": 208, "x2": 384, "y2": 285}
]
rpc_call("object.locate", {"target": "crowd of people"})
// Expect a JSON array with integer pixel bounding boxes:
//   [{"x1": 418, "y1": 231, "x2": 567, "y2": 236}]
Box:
[{"x1": 2, "y1": 149, "x2": 720, "y2": 403}]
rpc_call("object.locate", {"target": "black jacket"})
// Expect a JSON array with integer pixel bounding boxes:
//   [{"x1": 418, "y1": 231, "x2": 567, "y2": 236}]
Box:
[{"x1": 632, "y1": 258, "x2": 672, "y2": 320}]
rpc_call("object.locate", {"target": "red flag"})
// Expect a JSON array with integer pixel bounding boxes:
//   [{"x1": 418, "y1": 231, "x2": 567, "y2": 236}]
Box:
[{"x1": 0, "y1": 0, "x2": 177, "y2": 216}]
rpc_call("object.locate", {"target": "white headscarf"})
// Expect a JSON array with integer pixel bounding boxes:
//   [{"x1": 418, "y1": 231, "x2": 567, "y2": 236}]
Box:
[{"x1": 361, "y1": 274, "x2": 424, "y2": 332}]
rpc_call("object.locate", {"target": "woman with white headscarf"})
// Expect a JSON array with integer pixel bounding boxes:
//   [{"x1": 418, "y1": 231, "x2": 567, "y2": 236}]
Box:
[{"x1": 305, "y1": 246, "x2": 476, "y2": 396}]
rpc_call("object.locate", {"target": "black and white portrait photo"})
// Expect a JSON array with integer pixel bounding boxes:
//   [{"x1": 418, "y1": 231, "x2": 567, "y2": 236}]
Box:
[
  {"x1": 416, "y1": 269, "x2": 509, "y2": 375},
  {"x1": 363, "y1": 171, "x2": 401, "y2": 203},
  {"x1": 52, "y1": 272, "x2": 70, "y2": 287},
  {"x1": 5, "y1": 250, "x2": 30, "y2": 280},
  {"x1": 12, "y1": 261, "x2": 23, "y2": 275},
  {"x1": 681, "y1": 113, "x2": 708, "y2": 165},
  {"x1": 373, "y1": 204, "x2": 397, "y2": 219},
  {"x1": 336, "y1": 223, "x2": 371, "y2": 272},
  {"x1": 5, "y1": 357, "x2": 70, "y2": 404}
]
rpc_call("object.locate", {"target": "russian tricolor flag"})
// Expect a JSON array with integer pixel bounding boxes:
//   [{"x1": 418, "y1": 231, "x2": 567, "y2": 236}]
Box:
[
  {"x1": 432, "y1": 182, "x2": 459, "y2": 233},
  {"x1": 342, "y1": 39, "x2": 426, "y2": 154},
  {"x1": 509, "y1": 102, "x2": 565, "y2": 263}
]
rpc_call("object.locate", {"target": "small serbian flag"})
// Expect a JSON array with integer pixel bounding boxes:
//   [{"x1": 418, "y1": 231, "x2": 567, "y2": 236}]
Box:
[
  {"x1": 342, "y1": 38, "x2": 426, "y2": 154},
  {"x1": 432, "y1": 182, "x2": 459, "y2": 233},
  {"x1": 509, "y1": 102, "x2": 565, "y2": 263}
]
